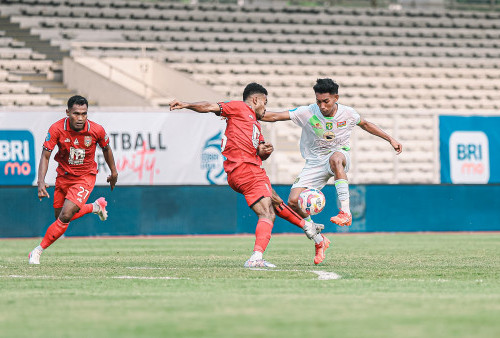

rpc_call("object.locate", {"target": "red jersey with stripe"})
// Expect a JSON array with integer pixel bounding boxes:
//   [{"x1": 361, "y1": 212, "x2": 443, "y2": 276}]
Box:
[
  {"x1": 43, "y1": 118, "x2": 110, "y2": 177},
  {"x1": 216, "y1": 101, "x2": 265, "y2": 173}
]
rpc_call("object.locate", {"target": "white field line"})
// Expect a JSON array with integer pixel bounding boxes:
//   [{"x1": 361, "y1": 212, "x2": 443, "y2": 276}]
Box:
[
  {"x1": 126, "y1": 267, "x2": 165, "y2": 270},
  {"x1": 112, "y1": 276, "x2": 187, "y2": 280},
  {"x1": 1, "y1": 275, "x2": 55, "y2": 278},
  {"x1": 248, "y1": 268, "x2": 342, "y2": 280},
  {"x1": 0, "y1": 274, "x2": 187, "y2": 280},
  {"x1": 127, "y1": 266, "x2": 342, "y2": 281}
]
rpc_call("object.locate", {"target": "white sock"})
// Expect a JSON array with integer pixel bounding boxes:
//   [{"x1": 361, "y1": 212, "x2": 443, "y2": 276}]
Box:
[
  {"x1": 92, "y1": 201, "x2": 99, "y2": 213},
  {"x1": 312, "y1": 234, "x2": 323, "y2": 244},
  {"x1": 304, "y1": 216, "x2": 313, "y2": 222},
  {"x1": 335, "y1": 179, "x2": 351, "y2": 214},
  {"x1": 35, "y1": 245, "x2": 43, "y2": 252},
  {"x1": 340, "y1": 199, "x2": 351, "y2": 215},
  {"x1": 250, "y1": 251, "x2": 263, "y2": 261}
]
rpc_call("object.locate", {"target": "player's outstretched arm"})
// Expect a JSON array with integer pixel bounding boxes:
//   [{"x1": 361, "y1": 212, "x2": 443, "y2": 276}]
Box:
[
  {"x1": 102, "y1": 146, "x2": 118, "y2": 190},
  {"x1": 261, "y1": 110, "x2": 291, "y2": 122},
  {"x1": 37, "y1": 149, "x2": 51, "y2": 200},
  {"x1": 169, "y1": 100, "x2": 220, "y2": 114},
  {"x1": 358, "y1": 119, "x2": 403, "y2": 154}
]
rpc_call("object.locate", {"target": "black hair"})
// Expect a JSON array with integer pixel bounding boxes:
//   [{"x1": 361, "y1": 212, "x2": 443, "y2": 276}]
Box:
[
  {"x1": 242, "y1": 82, "x2": 268, "y2": 101},
  {"x1": 67, "y1": 95, "x2": 88, "y2": 109},
  {"x1": 313, "y1": 78, "x2": 339, "y2": 95}
]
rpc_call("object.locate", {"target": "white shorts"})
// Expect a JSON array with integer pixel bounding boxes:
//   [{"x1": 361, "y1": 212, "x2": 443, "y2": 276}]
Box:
[{"x1": 291, "y1": 149, "x2": 351, "y2": 190}]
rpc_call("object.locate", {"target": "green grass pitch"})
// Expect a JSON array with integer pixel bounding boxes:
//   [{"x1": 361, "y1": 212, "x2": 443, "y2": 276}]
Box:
[{"x1": 1, "y1": 233, "x2": 499, "y2": 338}]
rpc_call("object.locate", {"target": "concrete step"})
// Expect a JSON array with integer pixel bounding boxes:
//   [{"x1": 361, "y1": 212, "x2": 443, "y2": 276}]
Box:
[{"x1": 0, "y1": 16, "x2": 69, "y2": 62}]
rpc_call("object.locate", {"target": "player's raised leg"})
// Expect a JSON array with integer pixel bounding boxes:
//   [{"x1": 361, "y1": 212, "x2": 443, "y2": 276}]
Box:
[
  {"x1": 271, "y1": 189, "x2": 323, "y2": 239},
  {"x1": 329, "y1": 152, "x2": 352, "y2": 226},
  {"x1": 29, "y1": 199, "x2": 79, "y2": 264},
  {"x1": 68, "y1": 197, "x2": 107, "y2": 221},
  {"x1": 244, "y1": 197, "x2": 276, "y2": 268},
  {"x1": 314, "y1": 234, "x2": 331, "y2": 265},
  {"x1": 287, "y1": 187, "x2": 331, "y2": 263}
]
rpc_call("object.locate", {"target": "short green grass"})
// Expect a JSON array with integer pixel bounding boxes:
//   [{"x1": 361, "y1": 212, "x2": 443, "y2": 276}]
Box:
[{"x1": 1, "y1": 233, "x2": 499, "y2": 338}]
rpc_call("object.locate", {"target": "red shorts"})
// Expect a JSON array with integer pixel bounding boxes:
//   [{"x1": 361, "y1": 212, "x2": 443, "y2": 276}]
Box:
[
  {"x1": 227, "y1": 163, "x2": 272, "y2": 207},
  {"x1": 53, "y1": 174, "x2": 96, "y2": 209}
]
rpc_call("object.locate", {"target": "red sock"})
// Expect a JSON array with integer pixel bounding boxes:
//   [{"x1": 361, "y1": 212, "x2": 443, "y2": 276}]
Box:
[
  {"x1": 71, "y1": 203, "x2": 93, "y2": 221},
  {"x1": 253, "y1": 218, "x2": 274, "y2": 253},
  {"x1": 274, "y1": 202, "x2": 305, "y2": 228},
  {"x1": 40, "y1": 218, "x2": 69, "y2": 249}
]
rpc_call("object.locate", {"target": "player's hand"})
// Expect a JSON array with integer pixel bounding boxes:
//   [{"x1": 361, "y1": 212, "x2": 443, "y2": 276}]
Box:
[
  {"x1": 391, "y1": 139, "x2": 403, "y2": 154},
  {"x1": 169, "y1": 100, "x2": 185, "y2": 111},
  {"x1": 37, "y1": 182, "x2": 50, "y2": 201},
  {"x1": 258, "y1": 142, "x2": 274, "y2": 161},
  {"x1": 107, "y1": 171, "x2": 118, "y2": 191}
]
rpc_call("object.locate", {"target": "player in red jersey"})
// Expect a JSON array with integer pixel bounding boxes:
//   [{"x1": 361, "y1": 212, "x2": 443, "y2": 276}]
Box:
[
  {"x1": 28, "y1": 95, "x2": 118, "y2": 264},
  {"x1": 170, "y1": 83, "x2": 323, "y2": 268}
]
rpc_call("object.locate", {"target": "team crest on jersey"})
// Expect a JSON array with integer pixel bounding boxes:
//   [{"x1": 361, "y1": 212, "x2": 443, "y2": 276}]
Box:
[
  {"x1": 73, "y1": 138, "x2": 79, "y2": 145},
  {"x1": 249, "y1": 114, "x2": 254, "y2": 120},
  {"x1": 64, "y1": 138, "x2": 70, "y2": 143},
  {"x1": 323, "y1": 131, "x2": 335, "y2": 140},
  {"x1": 326, "y1": 122, "x2": 333, "y2": 130},
  {"x1": 84, "y1": 136, "x2": 92, "y2": 147},
  {"x1": 337, "y1": 121, "x2": 347, "y2": 128}
]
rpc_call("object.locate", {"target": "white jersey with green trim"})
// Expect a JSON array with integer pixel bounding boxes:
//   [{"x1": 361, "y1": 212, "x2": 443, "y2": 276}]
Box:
[{"x1": 289, "y1": 103, "x2": 361, "y2": 164}]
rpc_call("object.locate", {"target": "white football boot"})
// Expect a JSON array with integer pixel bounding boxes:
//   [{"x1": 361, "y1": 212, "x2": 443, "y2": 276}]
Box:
[
  {"x1": 28, "y1": 246, "x2": 43, "y2": 265},
  {"x1": 303, "y1": 221, "x2": 324, "y2": 239},
  {"x1": 244, "y1": 259, "x2": 277, "y2": 268}
]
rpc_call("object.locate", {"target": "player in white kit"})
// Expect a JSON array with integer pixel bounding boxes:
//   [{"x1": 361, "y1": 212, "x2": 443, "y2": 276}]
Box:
[{"x1": 263, "y1": 79, "x2": 402, "y2": 249}]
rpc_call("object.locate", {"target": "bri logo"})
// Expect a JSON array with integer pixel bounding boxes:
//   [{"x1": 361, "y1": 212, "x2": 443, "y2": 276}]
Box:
[
  {"x1": 200, "y1": 131, "x2": 227, "y2": 185},
  {"x1": 0, "y1": 130, "x2": 36, "y2": 185},
  {"x1": 449, "y1": 131, "x2": 490, "y2": 184}
]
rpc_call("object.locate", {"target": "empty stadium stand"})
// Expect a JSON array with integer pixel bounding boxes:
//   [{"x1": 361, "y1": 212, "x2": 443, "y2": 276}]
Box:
[{"x1": 0, "y1": 0, "x2": 498, "y2": 184}]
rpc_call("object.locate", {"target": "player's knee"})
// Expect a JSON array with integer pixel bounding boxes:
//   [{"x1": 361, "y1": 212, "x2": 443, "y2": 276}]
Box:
[
  {"x1": 263, "y1": 207, "x2": 276, "y2": 222},
  {"x1": 287, "y1": 197, "x2": 299, "y2": 210},
  {"x1": 58, "y1": 211, "x2": 73, "y2": 223},
  {"x1": 330, "y1": 157, "x2": 344, "y2": 171}
]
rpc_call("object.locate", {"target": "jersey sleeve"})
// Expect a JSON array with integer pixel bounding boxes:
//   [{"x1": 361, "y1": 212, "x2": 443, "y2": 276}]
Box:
[
  {"x1": 352, "y1": 108, "x2": 361, "y2": 125},
  {"x1": 216, "y1": 101, "x2": 235, "y2": 118},
  {"x1": 97, "y1": 125, "x2": 110, "y2": 148},
  {"x1": 288, "y1": 106, "x2": 311, "y2": 128},
  {"x1": 42, "y1": 124, "x2": 59, "y2": 152}
]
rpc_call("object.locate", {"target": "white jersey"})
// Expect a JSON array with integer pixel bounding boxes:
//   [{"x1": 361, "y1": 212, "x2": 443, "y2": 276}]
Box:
[{"x1": 289, "y1": 103, "x2": 361, "y2": 164}]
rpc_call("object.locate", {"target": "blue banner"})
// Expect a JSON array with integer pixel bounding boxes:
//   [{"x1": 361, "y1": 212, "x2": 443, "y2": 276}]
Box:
[
  {"x1": 0, "y1": 130, "x2": 36, "y2": 185},
  {"x1": 2, "y1": 184, "x2": 499, "y2": 238},
  {"x1": 440, "y1": 116, "x2": 500, "y2": 183}
]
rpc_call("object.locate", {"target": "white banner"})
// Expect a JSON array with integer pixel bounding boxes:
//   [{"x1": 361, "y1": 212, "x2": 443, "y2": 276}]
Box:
[{"x1": 0, "y1": 110, "x2": 228, "y2": 186}]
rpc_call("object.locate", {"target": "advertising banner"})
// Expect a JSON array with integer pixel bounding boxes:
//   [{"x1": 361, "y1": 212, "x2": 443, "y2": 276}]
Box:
[
  {"x1": 440, "y1": 116, "x2": 500, "y2": 184},
  {"x1": 0, "y1": 110, "x2": 227, "y2": 186}
]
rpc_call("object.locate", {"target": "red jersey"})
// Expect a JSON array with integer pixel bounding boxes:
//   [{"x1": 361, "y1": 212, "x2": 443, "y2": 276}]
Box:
[
  {"x1": 43, "y1": 117, "x2": 110, "y2": 177},
  {"x1": 216, "y1": 101, "x2": 265, "y2": 173}
]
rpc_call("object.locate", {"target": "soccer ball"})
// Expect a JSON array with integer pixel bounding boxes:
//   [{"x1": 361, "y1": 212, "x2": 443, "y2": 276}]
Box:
[{"x1": 298, "y1": 188, "x2": 326, "y2": 216}]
